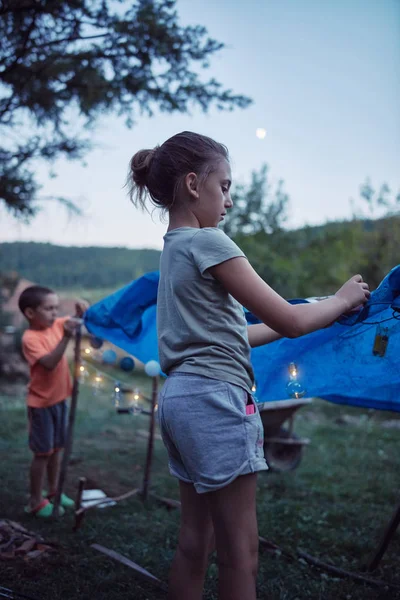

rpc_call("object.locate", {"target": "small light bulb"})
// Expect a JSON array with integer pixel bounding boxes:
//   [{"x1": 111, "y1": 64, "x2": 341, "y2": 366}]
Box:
[
  {"x1": 256, "y1": 128, "x2": 267, "y2": 140},
  {"x1": 288, "y1": 363, "x2": 297, "y2": 378},
  {"x1": 84, "y1": 348, "x2": 91, "y2": 355},
  {"x1": 251, "y1": 384, "x2": 257, "y2": 393},
  {"x1": 79, "y1": 365, "x2": 85, "y2": 372},
  {"x1": 114, "y1": 387, "x2": 120, "y2": 393},
  {"x1": 133, "y1": 394, "x2": 139, "y2": 401},
  {"x1": 286, "y1": 362, "x2": 306, "y2": 399}
]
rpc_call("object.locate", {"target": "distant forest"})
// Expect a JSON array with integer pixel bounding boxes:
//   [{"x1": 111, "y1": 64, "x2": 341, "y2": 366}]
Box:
[
  {"x1": 1, "y1": 211, "x2": 399, "y2": 298},
  {"x1": 0, "y1": 243, "x2": 161, "y2": 289}
]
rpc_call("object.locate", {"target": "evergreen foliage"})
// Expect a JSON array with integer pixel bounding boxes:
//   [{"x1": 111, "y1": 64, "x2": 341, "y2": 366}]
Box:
[{"x1": 0, "y1": 0, "x2": 251, "y2": 218}]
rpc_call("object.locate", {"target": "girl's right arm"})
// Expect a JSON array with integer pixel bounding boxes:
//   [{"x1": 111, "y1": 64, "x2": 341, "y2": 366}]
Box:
[{"x1": 209, "y1": 257, "x2": 370, "y2": 339}]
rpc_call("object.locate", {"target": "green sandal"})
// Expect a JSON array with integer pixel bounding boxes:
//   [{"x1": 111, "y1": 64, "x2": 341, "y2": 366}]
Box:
[
  {"x1": 24, "y1": 499, "x2": 65, "y2": 518},
  {"x1": 44, "y1": 490, "x2": 75, "y2": 509}
]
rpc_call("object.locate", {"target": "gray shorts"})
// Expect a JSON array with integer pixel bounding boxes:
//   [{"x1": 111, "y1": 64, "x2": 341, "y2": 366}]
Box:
[
  {"x1": 27, "y1": 400, "x2": 68, "y2": 456},
  {"x1": 158, "y1": 373, "x2": 268, "y2": 493}
]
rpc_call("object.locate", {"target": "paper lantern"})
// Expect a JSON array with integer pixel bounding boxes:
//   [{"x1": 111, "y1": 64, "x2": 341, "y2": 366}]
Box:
[
  {"x1": 144, "y1": 360, "x2": 161, "y2": 377},
  {"x1": 90, "y1": 336, "x2": 104, "y2": 349},
  {"x1": 102, "y1": 349, "x2": 117, "y2": 365},
  {"x1": 120, "y1": 356, "x2": 135, "y2": 372}
]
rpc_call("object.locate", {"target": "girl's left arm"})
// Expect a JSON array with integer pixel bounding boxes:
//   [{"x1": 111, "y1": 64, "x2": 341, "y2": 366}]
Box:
[{"x1": 247, "y1": 323, "x2": 283, "y2": 348}]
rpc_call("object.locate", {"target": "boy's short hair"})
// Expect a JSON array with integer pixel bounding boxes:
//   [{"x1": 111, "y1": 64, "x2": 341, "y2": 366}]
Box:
[{"x1": 18, "y1": 285, "x2": 55, "y2": 315}]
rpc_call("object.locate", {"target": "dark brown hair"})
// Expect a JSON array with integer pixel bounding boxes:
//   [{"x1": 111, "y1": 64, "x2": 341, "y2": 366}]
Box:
[
  {"x1": 18, "y1": 285, "x2": 54, "y2": 315},
  {"x1": 127, "y1": 131, "x2": 229, "y2": 210}
]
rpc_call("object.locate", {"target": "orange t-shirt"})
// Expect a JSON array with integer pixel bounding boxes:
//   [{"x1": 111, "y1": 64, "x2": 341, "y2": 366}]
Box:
[{"x1": 22, "y1": 317, "x2": 73, "y2": 408}]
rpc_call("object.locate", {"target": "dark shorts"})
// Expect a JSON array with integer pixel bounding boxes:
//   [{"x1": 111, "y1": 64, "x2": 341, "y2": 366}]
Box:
[{"x1": 27, "y1": 400, "x2": 68, "y2": 455}]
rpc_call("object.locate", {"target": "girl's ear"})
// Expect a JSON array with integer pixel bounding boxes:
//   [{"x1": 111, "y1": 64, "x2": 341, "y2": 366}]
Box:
[{"x1": 184, "y1": 172, "x2": 199, "y2": 199}]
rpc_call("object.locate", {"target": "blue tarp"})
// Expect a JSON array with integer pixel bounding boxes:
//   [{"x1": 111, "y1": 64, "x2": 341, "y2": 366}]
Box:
[{"x1": 85, "y1": 266, "x2": 400, "y2": 411}]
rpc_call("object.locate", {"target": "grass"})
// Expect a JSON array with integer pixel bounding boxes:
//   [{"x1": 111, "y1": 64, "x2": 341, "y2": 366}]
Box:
[{"x1": 1, "y1": 375, "x2": 400, "y2": 600}]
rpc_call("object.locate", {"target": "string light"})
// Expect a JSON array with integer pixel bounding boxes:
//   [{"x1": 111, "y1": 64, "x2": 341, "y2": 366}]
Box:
[
  {"x1": 113, "y1": 381, "x2": 122, "y2": 407},
  {"x1": 93, "y1": 370, "x2": 103, "y2": 396},
  {"x1": 286, "y1": 362, "x2": 306, "y2": 399},
  {"x1": 132, "y1": 387, "x2": 142, "y2": 414},
  {"x1": 78, "y1": 358, "x2": 149, "y2": 415},
  {"x1": 84, "y1": 348, "x2": 91, "y2": 355}
]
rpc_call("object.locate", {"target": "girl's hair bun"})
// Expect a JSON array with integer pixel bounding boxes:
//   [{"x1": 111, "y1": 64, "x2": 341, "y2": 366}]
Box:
[
  {"x1": 129, "y1": 148, "x2": 156, "y2": 187},
  {"x1": 127, "y1": 131, "x2": 229, "y2": 212}
]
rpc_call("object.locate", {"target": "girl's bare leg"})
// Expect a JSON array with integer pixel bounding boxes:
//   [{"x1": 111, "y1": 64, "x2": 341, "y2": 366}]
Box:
[
  {"x1": 168, "y1": 481, "x2": 214, "y2": 600},
  {"x1": 207, "y1": 473, "x2": 259, "y2": 600}
]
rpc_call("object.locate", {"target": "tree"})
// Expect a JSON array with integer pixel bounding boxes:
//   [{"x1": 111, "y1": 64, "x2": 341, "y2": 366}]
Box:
[
  {"x1": 0, "y1": 0, "x2": 251, "y2": 219},
  {"x1": 222, "y1": 164, "x2": 289, "y2": 238},
  {"x1": 350, "y1": 179, "x2": 400, "y2": 287}
]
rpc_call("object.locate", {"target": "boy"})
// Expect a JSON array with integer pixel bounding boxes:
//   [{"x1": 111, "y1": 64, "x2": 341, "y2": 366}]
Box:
[{"x1": 18, "y1": 285, "x2": 88, "y2": 517}]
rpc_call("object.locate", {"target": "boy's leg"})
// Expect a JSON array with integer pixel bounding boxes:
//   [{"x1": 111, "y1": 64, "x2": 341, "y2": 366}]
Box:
[
  {"x1": 47, "y1": 450, "x2": 62, "y2": 496},
  {"x1": 168, "y1": 480, "x2": 214, "y2": 600},
  {"x1": 46, "y1": 400, "x2": 67, "y2": 495},
  {"x1": 207, "y1": 473, "x2": 259, "y2": 600},
  {"x1": 28, "y1": 407, "x2": 53, "y2": 510},
  {"x1": 29, "y1": 454, "x2": 50, "y2": 510}
]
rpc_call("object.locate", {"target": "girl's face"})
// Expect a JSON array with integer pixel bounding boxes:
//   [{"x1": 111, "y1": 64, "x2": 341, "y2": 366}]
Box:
[{"x1": 193, "y1": 159, "x2": 233, "y2": 228}]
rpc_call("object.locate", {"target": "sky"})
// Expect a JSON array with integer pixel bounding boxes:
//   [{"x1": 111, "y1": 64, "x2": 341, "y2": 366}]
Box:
[{"x1": 1, "y1": 0, "x2": 399, "y2": 250}]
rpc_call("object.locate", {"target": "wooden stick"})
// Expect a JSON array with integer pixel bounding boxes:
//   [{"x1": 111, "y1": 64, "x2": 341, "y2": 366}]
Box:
[
  {"x1": 149, "y1": 493, "x2": 181, "y2": 510},
  {"x1": 75, "y1": 488, "x2": 140, "y2": 517},
  {"x1": 257, "y1": 536, "x2": 397, "y2": 589},
  {"x1": 53, "y1": 325, "x2": 82, "y2": 518},
  {"x1": 91, "y1": 544, "x2": 168, "y2": 592},
  {"x1": 366, "y1": 499, "x2": 400, "y2": 571},
  {"x1": 264, "y1": 437, "x2": 310, "y2": 445},
  {"x1": 75, "y1": 477, "x2": 86, "y2": 512},
  {"x1": 298, "y1": 549, "x2": 398, "y2": 589},
  {"x1": 72, "y1": 477, "x2": 87, "y2": 531},
  {"x1": 141, "y1": 376, "x2": 158, "y2": 502}
]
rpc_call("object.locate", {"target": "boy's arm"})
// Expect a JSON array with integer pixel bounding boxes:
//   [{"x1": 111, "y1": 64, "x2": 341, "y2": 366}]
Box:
[
  {"x1": 38, "y1": 319, "x2": 80, "y2": 370},
  {"x1": 247, "y1": 323, "x2": 283, "y2": 348}
]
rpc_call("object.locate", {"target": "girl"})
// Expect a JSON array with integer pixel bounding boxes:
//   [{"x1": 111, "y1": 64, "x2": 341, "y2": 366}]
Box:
[{"x1": 127, "y1": 131, "x2": 370, "y2": 600}]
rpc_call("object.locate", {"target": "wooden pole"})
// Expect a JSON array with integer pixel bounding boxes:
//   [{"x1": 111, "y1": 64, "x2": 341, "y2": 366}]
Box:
[
  {"x1": 366, "y1": 499, "x2": 400, "y2": 571},
  {"x1": 72, "y1": 476, "x2": 87, "y2": 531},
  {"x1": 141, "y1": 376, "x2": 158, "y2": 502},
  {"x1": 53, "y1": 325, "x2": 82, "y2": 518}
]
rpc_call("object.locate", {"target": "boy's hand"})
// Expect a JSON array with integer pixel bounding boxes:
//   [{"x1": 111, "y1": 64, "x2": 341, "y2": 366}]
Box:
[
  {"x1": 63, "y1": 317, "x2": 82, "y2": 338},
  {"x1": 75, "y1": 300, "x2": 90, "y2": 318}
]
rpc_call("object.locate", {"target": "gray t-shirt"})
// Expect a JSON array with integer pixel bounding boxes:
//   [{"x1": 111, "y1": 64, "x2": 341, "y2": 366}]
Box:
[{"x1": 157, "y1": 227, "x2": 255, "y2": 392}]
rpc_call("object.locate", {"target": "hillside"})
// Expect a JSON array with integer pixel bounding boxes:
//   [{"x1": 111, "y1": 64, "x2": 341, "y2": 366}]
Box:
[{"x1": 0, "y1": 242, "x2": 161, "y2": 289}]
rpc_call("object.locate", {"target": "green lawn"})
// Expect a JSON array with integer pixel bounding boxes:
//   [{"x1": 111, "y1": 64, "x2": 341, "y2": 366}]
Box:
[{"x1": 1, "y1": 377, "x2": 400, "y2": 600}]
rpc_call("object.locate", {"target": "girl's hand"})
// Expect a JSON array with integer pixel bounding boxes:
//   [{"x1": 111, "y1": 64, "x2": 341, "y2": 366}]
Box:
[{"x1": 335, "y1": 275, "x2": 370, "y2": 312}]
